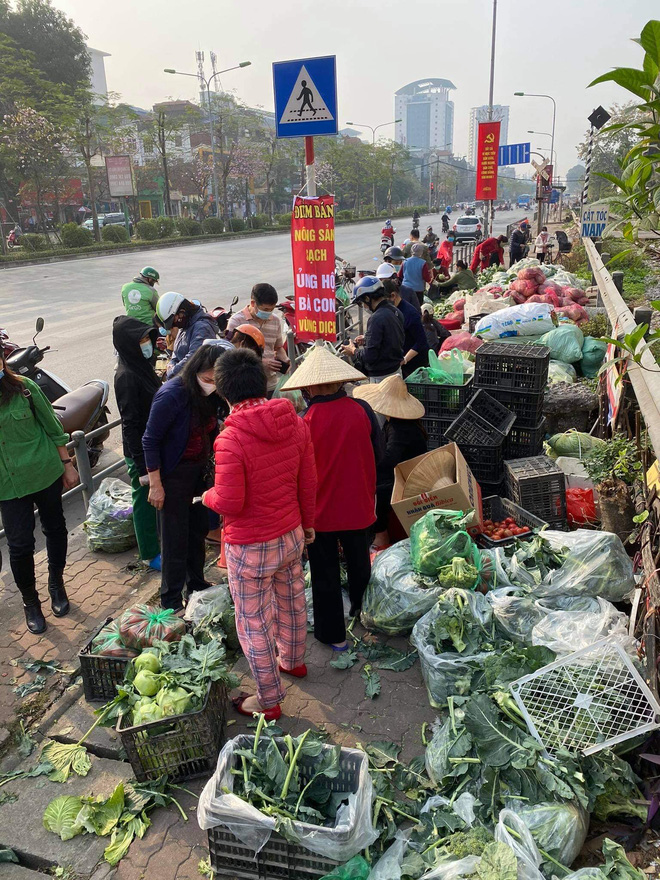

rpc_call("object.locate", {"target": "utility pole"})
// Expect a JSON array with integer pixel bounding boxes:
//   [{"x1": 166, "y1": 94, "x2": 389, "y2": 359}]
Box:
[{"x1": 485, "y1": 0, "x2": 498, "y2": 238}]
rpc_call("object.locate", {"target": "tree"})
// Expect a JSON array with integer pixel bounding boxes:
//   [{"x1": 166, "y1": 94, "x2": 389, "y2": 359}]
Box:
[
  {"x1": 210, "y1": 92, "x2": 262, "y2": 219},
  {"x1": 0, "y1": 0, "x2": 90, "y2": 91},
  {"x1": 169, "y1": 156, "x2": 214, "y2": 210},
  {"x1": 142, "y1": 103, "x2": 201, "y2": 217}
]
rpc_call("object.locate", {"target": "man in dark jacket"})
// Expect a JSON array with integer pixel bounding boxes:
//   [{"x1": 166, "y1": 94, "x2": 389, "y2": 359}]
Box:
[
  {"x1": 341, "y1": 276, "x2": 404, "y2": 382},
  {"x1": 509, "y1": 226, "x2": 528, "y2": 266},
  {"x1": 382, "y1": 278, "x2": 430, "y2": 377}
]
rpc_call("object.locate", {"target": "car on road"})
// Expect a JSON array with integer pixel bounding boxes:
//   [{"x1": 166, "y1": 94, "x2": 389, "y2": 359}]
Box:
[
  {"x1": 452, "y1": 215, "x2": 483, "y2": 242},
  {"x1": 83, "y1": 213, "x2": 133, "y2": 235}
]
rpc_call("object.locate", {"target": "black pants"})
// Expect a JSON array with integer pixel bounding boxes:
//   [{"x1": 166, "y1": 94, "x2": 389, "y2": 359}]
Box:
[
  {"x1": 536, "y1": 252, "x2": 546, "y2": 264},
  {"x1": 414, "y1": 290, "x2": 425, "y2": 308},
  {"x1": 509, "y1": 248, "x2": 524, "y2": 266},
  {"x1": 0, "y1": 476, "x2": 67, "y2": 603},
  {"x1": 158, "y1": 460, "x2": 210, "y2": 610},
  {"x1": 307, "y1": 529, "x2": 371, "y2": 644},
  {"x1": 375, "y1": 483, "x2": 394, "y2": 533}
]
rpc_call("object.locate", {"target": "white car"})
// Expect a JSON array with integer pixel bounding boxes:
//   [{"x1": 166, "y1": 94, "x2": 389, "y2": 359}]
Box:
[{"x1": 452, "y1": 215, "x2": 483, "y2": 242}]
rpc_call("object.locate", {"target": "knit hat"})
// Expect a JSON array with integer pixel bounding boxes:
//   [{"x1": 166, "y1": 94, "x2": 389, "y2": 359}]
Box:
[
  {"x1": 353, "y1": 374, "x2": 425, "y2": 419},
  {"x1": 280, "y1": 341, "x2": 367, "y2": 390}
]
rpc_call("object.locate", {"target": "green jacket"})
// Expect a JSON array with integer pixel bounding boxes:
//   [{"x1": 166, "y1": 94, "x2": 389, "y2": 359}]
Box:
[
  {"x1": 0, "y1": 377, "x2": 69, "y2": 501},
  {"x1": 121, "y1": 278, "x2": 158, "y2": 324},
  {"x1": 435, "y1": 268, "x2": 478, "y2": 290}
]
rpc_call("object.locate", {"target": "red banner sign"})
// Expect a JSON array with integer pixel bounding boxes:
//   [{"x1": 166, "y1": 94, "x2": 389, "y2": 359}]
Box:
[
  {"x1": 291, "y1": 194, "x2": 336, "y2": 342},
  {"x1": 475, "y1": 121, "x2": 501, "y2": 201}
]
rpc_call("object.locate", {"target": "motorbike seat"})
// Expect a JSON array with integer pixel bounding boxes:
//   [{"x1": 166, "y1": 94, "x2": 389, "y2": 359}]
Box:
[{"x1": 52, "y1": 383, "x2": 103, "y2": 434}]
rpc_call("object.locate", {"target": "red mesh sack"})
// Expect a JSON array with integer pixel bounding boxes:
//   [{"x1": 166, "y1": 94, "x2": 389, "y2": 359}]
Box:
[
  {"x1": 539, "y1": 280, "x2": 562, "y2": 296},
  {"x1": 118, "y1": 604, "x2": 186, "y2": 650},
  {"x1": 566, "y1": 488, "x2": 597, "y2": 524},
  {"x1": 440, "y1": 331, "x2": 483, "y2": 354},
  {"x1": 510, "y1": 279, "x2": 538, "y2": 298},
  {"x1": 91, "y1": 620, "x2": 139, "y2": 658},
  {"x1": 556, "y1": 304, "x2": 589, "y2": 324},
  {"x1": 518, "y1": 267, "x2": 546, "y2": 286}
]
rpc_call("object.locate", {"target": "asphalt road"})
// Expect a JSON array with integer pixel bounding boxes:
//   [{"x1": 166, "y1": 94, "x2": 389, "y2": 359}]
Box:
[{"x1": 1, "y1": 210, "x2": 517, "y2": 398}]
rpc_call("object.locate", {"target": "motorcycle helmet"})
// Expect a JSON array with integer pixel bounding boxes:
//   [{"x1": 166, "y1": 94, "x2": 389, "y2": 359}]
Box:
[
  {"x1": 351, "y1": 275, "x2": 384, "y2": 305},
  {"x1": 156, "y1": 291, "x2": 187, "y2": 330},
  {"x1": 445, "y1": 206, "x2": 452, "y2": 214},
  {"x1": 376, "y1": 263, "x2": 397, "y2": 279},
  {"x1": 140, "y1": 266, "x2": 160, "y2": 284},
  {"x1": 384, "y1": 219, "x2": 392, "y2": 227},
  {"x1": 233, "y1": 323, "x2": 266, "y2": 350},
  {"x1": 384, "y1": 245, "x2": 404, "y2": 261}
]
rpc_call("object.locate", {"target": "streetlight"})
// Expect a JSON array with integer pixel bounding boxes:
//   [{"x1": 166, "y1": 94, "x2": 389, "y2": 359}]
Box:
[
  {"x1": 346, "y1": 120, "x2": 401, "y2": 214},
  {"x1": 165, "y1": 61, "x2": 251, "y2": 217},
  {"x1": 527, "y1": 131, "x2": 556, "y2": 167},
  {"x1": 514, "y1": 92, "x2": 557, "y2": 179}
]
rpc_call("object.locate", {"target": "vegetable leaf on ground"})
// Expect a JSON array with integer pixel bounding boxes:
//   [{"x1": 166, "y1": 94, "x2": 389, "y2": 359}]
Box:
[
  {"x1": 362, "y1": 665, "x2": 381, "y2": 699},
  {"x1": 365, "y1": 741, "x2": 401, "y2": 768},
  {"x1": 43, "y1": 796, "x2": 84, "y2": 840},
  {"x1": 330, "y1": 649, "x2": 358, "y2": 670}
]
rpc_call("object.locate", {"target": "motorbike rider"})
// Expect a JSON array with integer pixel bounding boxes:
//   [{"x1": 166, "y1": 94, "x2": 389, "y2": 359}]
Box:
[
  {"x1": 412, "y1": 209, "x2": 420, "y2": 228},
  {"x1": 121, "y1": 266, "x2": 160, "y2": 325},
  {"x1": 342, "y1": 276, "x2": 404, "y2": 383},
  {"x1": 441, "y1": 211, "x2": 450, "y2": 233},
  {"x1": 381, "y1": 219, "x2": 395, "y2": 244},
  {"x1": 423, "y1": 226, "x2": 439, "y2": 260},
  {"x1": 156, "y1": 292, "x2": 219, "y2": 378},
  {"x1": 383, "y1": 245, "x2": 405, "y2": 270}
]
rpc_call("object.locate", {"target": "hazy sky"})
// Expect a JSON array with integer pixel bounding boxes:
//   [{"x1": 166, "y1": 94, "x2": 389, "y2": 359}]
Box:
[{"x1": 55, "y1": 0, "x2": 658, "y2": 177}]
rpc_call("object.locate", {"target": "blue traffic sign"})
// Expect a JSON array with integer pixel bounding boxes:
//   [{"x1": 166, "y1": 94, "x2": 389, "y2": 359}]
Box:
[
  {"x1": 273, "y1": 55, "x2": 338, "y2": 139},
  {"x1": 498, "y1": 142, "x2": 531, "y2": 166}
]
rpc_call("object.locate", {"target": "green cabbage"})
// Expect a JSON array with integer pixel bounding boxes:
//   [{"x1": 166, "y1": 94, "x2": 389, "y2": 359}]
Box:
[{"x1": 156, "y1": 686, "x2": 192, "y2": 717}]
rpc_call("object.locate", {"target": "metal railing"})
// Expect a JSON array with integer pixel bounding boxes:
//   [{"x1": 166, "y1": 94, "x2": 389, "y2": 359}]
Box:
[{"x1": 0, "y1": 418, "x2": 125, "y2": 542}]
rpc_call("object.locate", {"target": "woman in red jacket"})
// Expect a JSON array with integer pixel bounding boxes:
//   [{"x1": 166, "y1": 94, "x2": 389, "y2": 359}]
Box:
[
  {"x1": 282, "y1": 344, "x2": 382, "y2": 650},
  {"x1": 470, "y1": 235, "x2": 508, "y2": 272},
  {"x1": 203, "y1": 349, "x2": 317, "y2": 721}
]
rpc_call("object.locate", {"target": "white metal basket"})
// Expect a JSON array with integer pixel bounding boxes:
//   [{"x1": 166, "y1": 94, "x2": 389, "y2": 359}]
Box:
[{"x1": 510, "y1": 638, "x2": 660, "y2": 755}]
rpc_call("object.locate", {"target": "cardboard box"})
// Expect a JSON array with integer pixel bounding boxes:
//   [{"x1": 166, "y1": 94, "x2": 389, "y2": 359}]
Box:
[{"x1": 391, "y1": 443, "x2": 483, "y2": 536}]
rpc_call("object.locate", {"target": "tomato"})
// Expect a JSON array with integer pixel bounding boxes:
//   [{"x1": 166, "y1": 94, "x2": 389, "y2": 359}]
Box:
[
  {"x1": 484, "y1": 520, "x2": 493, "y2": 528},
  {"x1": 502, "y1": 529, "x2": 512, "y2": 538},
  {"x1": 519, "y1": 526, "x2": 530, "y2": 534}
]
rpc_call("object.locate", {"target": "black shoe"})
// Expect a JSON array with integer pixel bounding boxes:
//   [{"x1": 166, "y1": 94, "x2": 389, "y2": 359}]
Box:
[
  {"x1": 48, "y1": 584, "x2": 70, "y2": 617},
  {"x1": 349, "y1": 603, "x2": 362, "y2": 618},
  {"x1": 24, "y1": 602, "x2": 47, "y2": 634}
]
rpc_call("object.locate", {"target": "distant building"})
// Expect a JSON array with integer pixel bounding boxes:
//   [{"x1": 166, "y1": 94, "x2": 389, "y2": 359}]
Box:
[
  {"x1": 394, "y1": 79, "x2": 456, "y2": 153},
  {"x1": 468, "y1": 105, "x2": 510, "y2": 166},
  {"x1": 87, "y1": 47, "x2": 110, "y2": 103}
]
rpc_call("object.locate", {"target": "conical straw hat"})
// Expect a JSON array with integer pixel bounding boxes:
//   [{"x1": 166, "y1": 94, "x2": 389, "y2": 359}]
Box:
[
  {"x1": 280, "y1": 341, "x2": 367, "y2": 390},
  {"x1": 353, "y1": 375, "x2": 425, "y2": 420},
  {"x1": 404, "y1": 446, "x2": 456, "y2": 497}
]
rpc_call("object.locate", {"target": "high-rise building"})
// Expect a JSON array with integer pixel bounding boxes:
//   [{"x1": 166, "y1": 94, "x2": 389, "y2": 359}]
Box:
[
  {"x1": 394, "y1": 79, "x2": 456, "y2": 153},
  {"x1": 87, "y1": 46, "x2": 110, "y2": 103},
  {"x1": 468, "y1": 105, "x2": 510, "y2": 166}
]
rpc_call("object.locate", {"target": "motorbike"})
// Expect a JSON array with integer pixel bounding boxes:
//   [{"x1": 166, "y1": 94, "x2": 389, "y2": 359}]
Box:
[
  {"x1": 6, "y1": 317, "x2": 111, "y2": 468},
  {"x1": 211, "y1": 295, "x2": 240, "y2": 335},
  {"x1": 412, "y1": 217, "x2": 420, "y2": 230},
  {"x1": 380, "y1": 236, "x2": 391, "y2": 255},
  {"x1": 6, "y1": 228, "x2": 20, "y2": 250},
  {"x1": 441, "y1": 215, "x2": 450, "y2": 234}
]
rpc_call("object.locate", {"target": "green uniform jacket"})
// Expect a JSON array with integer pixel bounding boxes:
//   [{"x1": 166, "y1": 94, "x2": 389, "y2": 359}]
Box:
[
  {"x1": 0, "y1": 377, "x2": 70, "y2": 500},
  {"x1": 435, "y1": 268, "x2": 478, "y2": 291},
  {"x1": 121, "y1": 279, "x2": 158, "y2": 324}
]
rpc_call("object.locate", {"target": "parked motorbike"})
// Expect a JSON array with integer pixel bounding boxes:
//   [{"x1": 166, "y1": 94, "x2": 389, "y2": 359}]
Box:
[
  {"x1": 211, "y1": 295, "x2": 240, "y2": 335},
  {"x1": 6, "y1": 318, "x2": 110, "y2": 468}
]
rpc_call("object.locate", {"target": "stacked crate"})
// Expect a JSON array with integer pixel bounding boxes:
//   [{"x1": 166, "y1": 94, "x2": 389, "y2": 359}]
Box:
[
  {"x1": 445, "y1": 389, "x2": 516, "y2": 486},
  {"x1": 474, "y1": 342, "x2": 550, "y2": 460},
  {"x1": 406, "y1": 377, "x2": 473, "y2": 451},
  {"x1": 505, "y1": 456, "x2": 567, "y2": 527}
]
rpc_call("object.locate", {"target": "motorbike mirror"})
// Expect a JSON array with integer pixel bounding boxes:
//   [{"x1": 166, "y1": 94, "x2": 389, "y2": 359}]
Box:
[
  {"x1": 230, "y1": 295, "x2": 239, "y2": 307},
  {"x1": 35, "y1": 316, "x2": 44, "y2": 334}
]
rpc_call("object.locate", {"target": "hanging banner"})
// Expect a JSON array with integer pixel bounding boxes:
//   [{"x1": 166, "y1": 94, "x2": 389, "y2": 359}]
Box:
[
  {"x1": 475, "y1": 121, "x2": 501, "y2": 201},
  {"x1": 291, "y1": 194, "x2": 336, "y2": 342}
]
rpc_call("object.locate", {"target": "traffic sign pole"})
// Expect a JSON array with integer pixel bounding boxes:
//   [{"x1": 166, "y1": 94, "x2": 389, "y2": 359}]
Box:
[{"x1": 305, "y1": 136, "x2": 316, "y2": 198}]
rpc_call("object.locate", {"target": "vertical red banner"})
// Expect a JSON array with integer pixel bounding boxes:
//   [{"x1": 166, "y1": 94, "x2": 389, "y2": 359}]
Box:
[
  {"x1": 291, "y1": 194, "x2": 336, "y2": 342},
  {"x1": 475, "y1": 121, "x2": 501, "y2": 201}
]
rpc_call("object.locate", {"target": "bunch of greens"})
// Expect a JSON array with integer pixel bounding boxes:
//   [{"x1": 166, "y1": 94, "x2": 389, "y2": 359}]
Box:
[
  {"x1": 583, "y1": 434, "x2": 643, "y2": 488},
  {"x1": 409, "y1": 510, "x2": 477, "y2": 577},
  {"x1": 428, "y1": 589, "x2": 497, "y2": 655},
  {"x1": 437, "y1": 557, "x2": 479, "y2": 592},
  {"x1": 43, "y1": 777, "x2": 188, "y2": 866}
]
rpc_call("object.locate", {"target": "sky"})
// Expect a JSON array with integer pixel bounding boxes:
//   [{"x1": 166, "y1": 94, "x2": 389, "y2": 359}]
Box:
[{"x1": 54, "y1": 0, "x2": 658, "y2": 179}]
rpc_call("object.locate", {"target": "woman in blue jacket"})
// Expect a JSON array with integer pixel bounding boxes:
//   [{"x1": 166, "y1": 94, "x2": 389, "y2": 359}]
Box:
[{"x1": 142, "y1": 343, "x2": 229, "y2": 611}]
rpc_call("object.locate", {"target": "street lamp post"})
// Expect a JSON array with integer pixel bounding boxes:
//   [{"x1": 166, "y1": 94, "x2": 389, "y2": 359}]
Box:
[
  {"x1": 515, "y1": 92, "x2": 557, "y2": 231},
  {"x1": 164, "y1": 61, "x2": 251, "y2": 217},
  {"x1": 528, "y1": 131, "x2": 556, "y2": 167},
  {"x1": 346, "y1": 119, "x2": 401, "y2": 214}
]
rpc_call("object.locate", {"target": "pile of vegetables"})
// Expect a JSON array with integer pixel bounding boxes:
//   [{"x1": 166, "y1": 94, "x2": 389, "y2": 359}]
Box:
[
  {"x1": 409, "y1": 509, "x2": 479, "y2": 579},
  {"x1": 91, "y1": 604, "x2": 186, "y2": 659}
]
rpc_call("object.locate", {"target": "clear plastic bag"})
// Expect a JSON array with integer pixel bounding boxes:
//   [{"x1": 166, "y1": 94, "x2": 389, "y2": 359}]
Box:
[
  {"x1": 494, "y1": 809, "x2": 544, "y2": 880},
  {"x1": 118, "y1": 604, "x2": 186, "y2": 650},
  {"x1": 531, "y1": 597, "x2": 632, "y2": 656},
  {"x1": 368, "y1": 833, "x2": 410, "y2": 880},
  {"x1": 420, "y1": 857, "x2": 481, "y2": 880},
  {"x1": 411, "y1": 591, "x2": 496, "y2": 708},
  {"x1": 83, "y1": 477, "x2": 136, "y2": 553},
  {"x1": 505, "y1": 801, "x2": 589, "y2": 871},
  {"x1": 534, "y1": 530, "x2": 635, "y2": 603},
  {"x1": 361, "y1": 541, "x2": 446, "y2": 635},
  {"x1": 410, "y1": 510, "x2": 477, "y2": 576},
  {"x1": 198, "y1": 736, "x2": 378, "y2": 861},
  {"x1": 184, "y1": 584, "x2": 233, "y2": 625},
  {"x1": 547, "y1": 361, "x2": 577, "y2": 385}
]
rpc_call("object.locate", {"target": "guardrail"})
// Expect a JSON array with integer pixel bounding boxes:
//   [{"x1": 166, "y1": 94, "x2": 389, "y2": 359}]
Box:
[{"x1": 0, "y1": 417, "x2": 126, "y2": 542}]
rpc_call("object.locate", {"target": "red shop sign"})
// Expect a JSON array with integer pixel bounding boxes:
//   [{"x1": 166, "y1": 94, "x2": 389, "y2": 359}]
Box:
[
  {"x1": 291, "y1": 194, "x2": 336, "y2": 342},
  {"x1": 475, "y1": 121, "x2": 501, "y2": 201}
]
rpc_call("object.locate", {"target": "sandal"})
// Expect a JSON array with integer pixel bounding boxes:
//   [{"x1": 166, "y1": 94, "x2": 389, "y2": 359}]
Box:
[
  {"x1": 232, "y1": 693, "x2": 282, "y2": 721},
  {"x1": 279, "y1": 664, "x2": 308, "y2": 678}
]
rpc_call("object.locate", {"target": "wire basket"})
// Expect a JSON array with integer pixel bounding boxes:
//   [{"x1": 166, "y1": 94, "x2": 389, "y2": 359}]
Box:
[{"x1": 510, "y1": 638, "x2": 660, "y2": 756}]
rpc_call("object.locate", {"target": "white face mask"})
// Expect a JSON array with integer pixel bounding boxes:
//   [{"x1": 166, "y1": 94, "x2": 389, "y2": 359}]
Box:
[{"x1": 197, "y1": 376, "x2": 215, "y2": 396}]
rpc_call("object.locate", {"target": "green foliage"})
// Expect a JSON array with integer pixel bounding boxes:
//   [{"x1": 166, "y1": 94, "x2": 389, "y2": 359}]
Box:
[
  {"x1": 176, "y1": 217, "x2": 202, "y2": 236},
  {"x1": 337, "y1": 209, "x2": 354, "y2": 220},
  {"x1": 580, "y1": 312, "x2": 609, "y2": 338},
  {"x1": 101, "y1": 224, "x2": 129, "y2": 243},
  {"x1": 251, "y1": 213, "x2": 269, "y2": 229},
  {"x1": 43, "y1": 796, "x2": 84, "y2": 840},
  {"x1": 20, "y1": 232, "x2": 48, "y2": 250},
  {"x1": 583, "y1": 433, "x2": 643, "y2": 486},
  {"x1": 135, "y1": 219, "x2": 158, "y2": 241},
  {"x1": 274, "y1": 212, "x2": 292, "y2": 226},
  {"x1": 201, "y1": 217, "x2": 224, "y2": 235},
  {"x1": 225, "y1": 217, "x2": 245, "y2": 232},
  {"x1": 60, "y1": 222, "x2": 92, "y2": 248},
  {"x1": 153, "y1": 216, "x2": 174, "y2": 239}
]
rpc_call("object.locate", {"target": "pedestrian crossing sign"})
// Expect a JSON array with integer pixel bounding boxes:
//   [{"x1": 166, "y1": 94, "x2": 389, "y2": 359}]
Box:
[{"x1": 273, "y1": 55, "x2": 338, "y2": 138}]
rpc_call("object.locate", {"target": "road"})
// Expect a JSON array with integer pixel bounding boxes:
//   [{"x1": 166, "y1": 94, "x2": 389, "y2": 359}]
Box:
[{"x1": 1, "y1": 211, "x2": 517, "y2": 398}]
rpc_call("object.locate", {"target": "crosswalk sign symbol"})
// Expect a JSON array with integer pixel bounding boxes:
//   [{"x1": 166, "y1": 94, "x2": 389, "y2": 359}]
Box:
[{"x1": 273, "y1": 55, "x2": 338, "y2": 139}]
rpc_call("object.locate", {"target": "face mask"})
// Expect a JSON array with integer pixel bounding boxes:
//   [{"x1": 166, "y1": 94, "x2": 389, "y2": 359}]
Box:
[
  {"x1": 255, "y1": 309, "x2": 272, "y2": 321},
  {"x1": 140, "y1": 341, "x2": 153, "y2": 359},
  {"x1": 197, "y1": 377, "x2": 215, "y2": 396}
]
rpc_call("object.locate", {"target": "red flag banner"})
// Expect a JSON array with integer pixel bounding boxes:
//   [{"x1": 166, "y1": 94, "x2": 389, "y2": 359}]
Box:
[
  {"x1": 291, "y1": 194, "x2": 336, "y2": 342},
  {"x1": 475, "y1": 121, "x2": 501, "y2": 201}
]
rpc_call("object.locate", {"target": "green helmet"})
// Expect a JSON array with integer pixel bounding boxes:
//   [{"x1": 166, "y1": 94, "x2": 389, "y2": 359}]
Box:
[{"x1": 140, "y1": 266, "x2": 159, "y2": 283}]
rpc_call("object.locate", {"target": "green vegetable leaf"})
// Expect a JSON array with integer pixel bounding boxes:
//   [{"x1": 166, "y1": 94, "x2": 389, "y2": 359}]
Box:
[
  {"x1": 464, "y1": 694, "x2": 543, "y2": 769},
  {"x1": 13, "y1": 675, "x2": 46, "y2": 697},
  {"x1": 16, "y1": 721, "x2": 35, "y2": 758},
  {"x1": 362, "y1": 665, "x2": 381, "y2": 699},
  {"x1": 602, "y1": 838, "x2": 646, "y2": 879},
  {"x1": 21, "y1": 659, "x2": 65, "y2": 675},
  {"x1": 330, "y1": 649, "x2": 358, "y2": 670},
  {"x1": 476, "y1": 841, "x2": 517, "y2": 880},
  {"x1": 103, "y1": 827, "x2": 135, "y2": 866},
  {"x1": 375, "y1": 649, "x2": 418, "y2": 672},
  {"x1": 42, "y1": 740, "x2": 92, "y2": 782},
  {"x1": 265, "y1": 738, "x2": 290, "y2": 790},
  {"x1": 633, "y1": 511, "x2": 649, "y2": 524},
  {"x1": 365, "y1": 741, "x2": 401, "y2": 768},
  {"x1": 77, "y1": 783, "x2": 125, "y2": 836},
  {"x1": 0, "y1": 847, "x2": 18, "y2": 863},
  {"x1": 43, "y1": 796, "x2": 84, "y2": 841}
]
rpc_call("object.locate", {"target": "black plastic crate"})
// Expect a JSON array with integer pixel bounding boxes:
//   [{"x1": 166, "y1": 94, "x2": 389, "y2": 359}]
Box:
[
  {"x1": 406, "y1": 376, "x2": 473, "y2": 418},
  {"x1": 469, "y1": 313, "x2": 488, "y2": 333},
  {"x1": 446, "y1": 389, "x2": 516, "y2": 447},
  {"x1": 118, "y1": 678, "x2": 227, "y2": 782},
  {"x1": 504, "y1": 419, "x2": 547, "y2": 460},
  {"x1": 458, "y1": 443, "x2": 504, "y2": 484},
  {"x1": 208, "y1": 739, "x2": 364, "y2": 880},
  {"x1": 478, "y1": 478, "x2": 505, "y2": 498},
  {"x1": 505, "y1": 456, "x2": 567, "y2": 525},
  {"x1": 483, "y1": 388, "x2": 545, "y2": 429},
  {"x1": 79, "y1": 618, "x2": 132, "y2": 702},
  {"x1": 422, "y1": 416, "x2": 454, "y2": 450},
  {"x1": 477, "y1": 495, "x2": 548, "y2": 548},
  {"x1": 475, "y1": 342, "x2": 550, "y2": 393}
]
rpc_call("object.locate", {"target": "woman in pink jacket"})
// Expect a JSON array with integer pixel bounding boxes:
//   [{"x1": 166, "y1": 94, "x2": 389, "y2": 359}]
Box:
[{"x1": 203, "y1": 349, "x2": 317, "y2": 720}]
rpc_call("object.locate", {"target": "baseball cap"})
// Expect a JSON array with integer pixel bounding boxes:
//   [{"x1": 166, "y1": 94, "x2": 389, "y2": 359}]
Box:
[{"x1": 376, "y1": 263, "x2": 397, "y2": 279}]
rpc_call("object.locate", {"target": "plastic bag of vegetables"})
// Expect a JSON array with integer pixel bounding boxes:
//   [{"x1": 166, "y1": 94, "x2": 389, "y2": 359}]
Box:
[
  {"x1": 361, "y1": 541, "x2": 446, "y2": 635},
  {"x1": 118, "y1": 604, "x2": 186, "y2": 650},
  {"x1": 410, "y1": 509, "x2": 477, "y2": 577},
  {"x1": 531, "y1": 596, "x2": 632, "y2": 656},
  {"x1": 537, "y1": 324, "x2": 584, "y2": 364},
  {"x1": 488, "y1": 590, "x2": 609, "y2": 645},
  {"x1": 547, "y1": 361, "x2": 577, "y2": 385},
  {"x1": 505, "y1": 801, "x2": 589, "y2": 872},
  {"x1": 90, "y1": 619, "x2": 138, "y2": 658},
  {"x1": 581, "y1": 337, "x2": 607, "y2": 378},
  {"x1": 546, "y1": 430, "x2": 605, "y2": 460},
  {"x1": 411, "y1": 589, "x2": 497, "y2": 707},
  {"x1": 83, "y1": 478, "x2": 136, "y2": 553}
]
